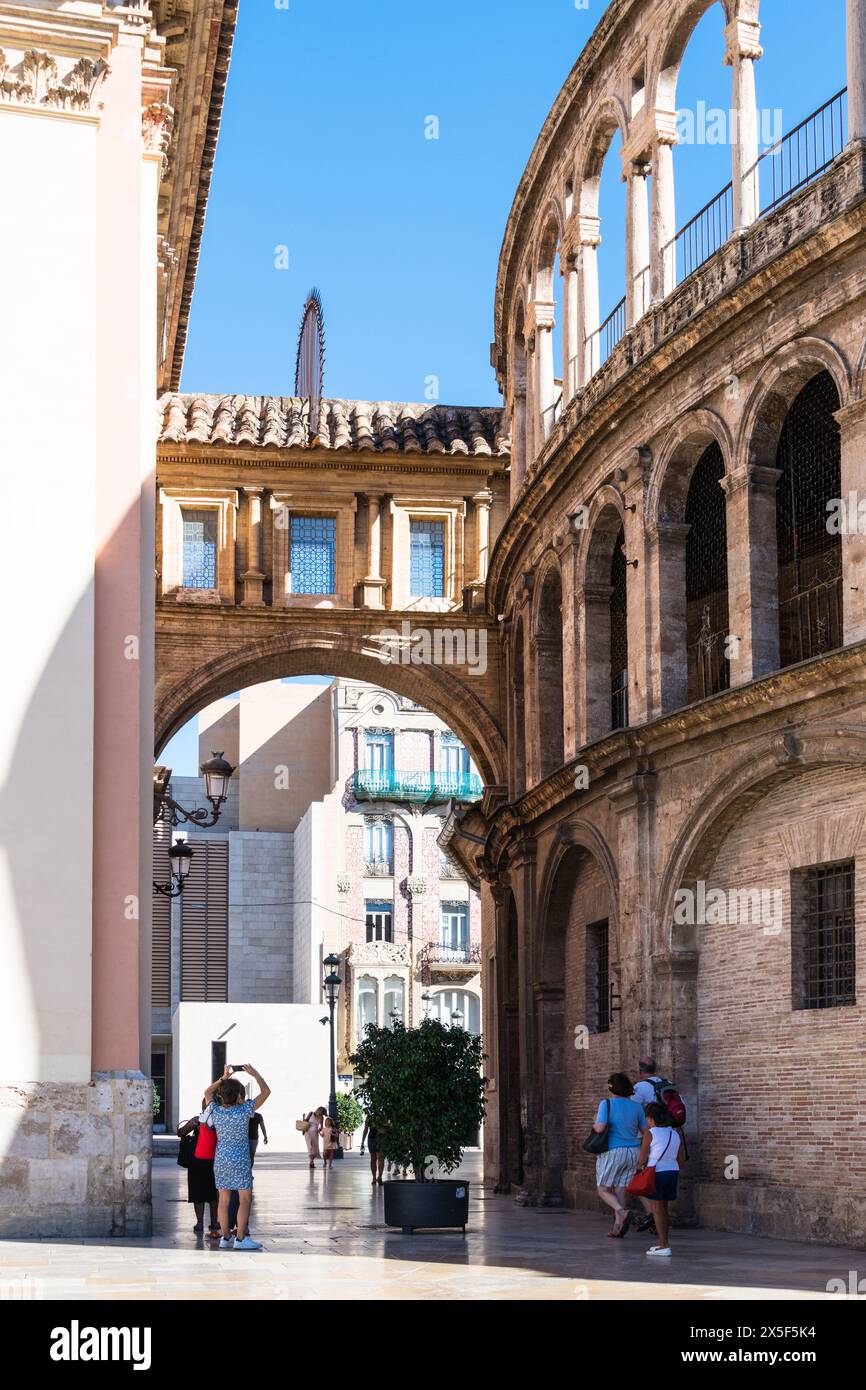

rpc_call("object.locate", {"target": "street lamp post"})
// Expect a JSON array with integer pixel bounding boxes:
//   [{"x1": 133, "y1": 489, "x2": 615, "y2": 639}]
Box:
[
  {"x1": 323, "y1": 953, "x2": 343, "y2": 1159},
  {"x1": 152, "y1": 752, "x2": 235, "y2": 897}
]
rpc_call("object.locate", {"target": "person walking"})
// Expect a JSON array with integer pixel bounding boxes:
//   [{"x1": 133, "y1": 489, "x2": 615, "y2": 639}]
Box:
[
  {"x1": 591, "y1": 1072, "x2": 647, "y2": 1237},
  {"x1": 322, "y1": 1114, "x2": 339, "y2": 1168},
  {"x1": 177, "y1": 1102, "x2": 219, "y2": 1237},
  {"x1": 303, "y1": 1107, "x2": 326, "y2": 1168},
  {"x1": 360, "y1": 1116, "x2": 385, "y2": 1184},
  {"x1": 631, "y1": 1056, "x2": 684, "y2": 1234},
  {"x1": 204, "y1": 1063, "x2": 271, "y2": 1251},
  {"x1": 634, "y1": 1101, "x2": 683, "y2": 1257}
]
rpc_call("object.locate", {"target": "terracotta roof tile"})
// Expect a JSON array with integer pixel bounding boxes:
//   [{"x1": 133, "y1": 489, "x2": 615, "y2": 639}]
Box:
[{"x1": 157, "y1": 393, "x2": 509, "y2": 458}]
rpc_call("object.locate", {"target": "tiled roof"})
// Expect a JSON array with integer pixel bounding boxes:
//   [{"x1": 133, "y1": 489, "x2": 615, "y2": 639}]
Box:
[{"x1": 157, "y1": 393, "x2": 509, "y2": 458}]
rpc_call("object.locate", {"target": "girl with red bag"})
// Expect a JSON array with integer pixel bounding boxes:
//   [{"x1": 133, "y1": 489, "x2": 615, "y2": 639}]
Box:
[{"x1": 630, "y1": 1102, "x2": 683, "y2": 1257}]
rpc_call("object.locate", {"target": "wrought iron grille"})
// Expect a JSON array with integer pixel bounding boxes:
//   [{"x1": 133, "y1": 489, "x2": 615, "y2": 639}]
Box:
[
  {"x1": 685, "y1": 442, "x2": 730, "y2": 701},
  {"x1": 289, "y1": 514, "x2": 336, "y2": 594},
  {"x1": 181, "y1": 508, "x2": 217, "y2": 588},
  {"x1": 610, "y1": 526, "x2": 629, "y2": 731},
  {"x1": 754, "y1": 88, "x2": 848, "y2": 216},
  {"x1": 409, "y1": 519, "x2": 445, "y2": 596},
  {"x1": 795, "y1": 860, "x2": 855, "y2": 1010},
  {"x1": 776, "y1": 371, "x2": 842, "y2": 668},
  {"x1": 587, "y1": 919, "x2": 610, "y2": 1035},
  {"x1": 669, "y1": 181, "x2": 733, "y2": 283}
]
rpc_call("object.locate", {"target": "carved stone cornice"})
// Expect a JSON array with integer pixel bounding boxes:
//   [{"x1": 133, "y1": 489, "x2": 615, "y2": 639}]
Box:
[
  {"x1": 525, "y1": 299, "x2": 556, "y2": 341},
  {"x1": 347, "y1": 941, "x2": 410, "y2": 967},
  {"x1": 142, "y1": 100, "x2": 174, "y2": 162},
  {"x1": 0, "y1": 49, "x2": 109, "y2": 112},
  {"x1": 723, "y1": 17, "x2": 764, "y2": 65},
  {"x1": 721, "y1": 463, "x2": 782, "y2": 498}
]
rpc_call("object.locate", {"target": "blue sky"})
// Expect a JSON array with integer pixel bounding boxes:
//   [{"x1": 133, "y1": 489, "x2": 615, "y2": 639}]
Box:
[{"x1": 166, "y1": 0, "x2": 847, "y2": 773}]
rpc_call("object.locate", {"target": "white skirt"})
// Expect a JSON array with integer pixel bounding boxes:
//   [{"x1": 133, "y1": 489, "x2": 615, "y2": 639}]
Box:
[{"x1": 595, "y1": 1145, "x2": 640, "y2": 1188}]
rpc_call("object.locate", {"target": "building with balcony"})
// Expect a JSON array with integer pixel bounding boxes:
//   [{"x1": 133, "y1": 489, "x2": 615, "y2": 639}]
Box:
[{"x1": 151, "y1": 677, "x2": 483, "y2": 1137}]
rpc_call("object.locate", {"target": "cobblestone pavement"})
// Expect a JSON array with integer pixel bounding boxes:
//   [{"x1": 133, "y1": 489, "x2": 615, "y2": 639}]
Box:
[{"x1": 0, "y1": 1153, "x2": 861, "y2": 1301}]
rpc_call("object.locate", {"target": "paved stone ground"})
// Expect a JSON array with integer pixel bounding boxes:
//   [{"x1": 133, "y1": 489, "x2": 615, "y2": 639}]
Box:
[{"x1": 0, "y1": 1152, "x2": 861, "y2": 1300}]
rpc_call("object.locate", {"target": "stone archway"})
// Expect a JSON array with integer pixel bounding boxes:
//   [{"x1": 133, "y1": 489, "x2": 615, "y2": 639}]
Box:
[{"x1": 155, "y1": 608, "x2": 506, "y2": 786}]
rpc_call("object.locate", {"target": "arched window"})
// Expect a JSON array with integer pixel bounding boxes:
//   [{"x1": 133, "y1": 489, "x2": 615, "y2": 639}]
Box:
[
  {"x1": 384, "y1": 974, "x2": 405, "y2": 1028},
  {"x1": 429, "y1": 988, "x2": 480, "y2": 1036},
  {"x1": 685, "y1": 441, "x2": 730, "y2": 700},
  {"x1": 357, "y1": 975, "x2": 377, "y2": 1038},
  {"x1": 775, "y1": 371, "x2": 842, "y2": 668},
  {"x1": 537, "y1": 568, "x2": 564, "y2": 778},
  {"x1": 610, "y1": 525, "x2": 629, "y2": 730}
]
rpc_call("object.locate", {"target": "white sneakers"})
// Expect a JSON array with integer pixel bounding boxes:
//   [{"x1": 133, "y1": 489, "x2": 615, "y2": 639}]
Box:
[
  {"x1": 218, "y1": 1236, "x2": 232, "y2": 1249},
  {"x1": 646, "y1": 1245, "x2": 672, "y2": 1257},
  {"x1": 233, "y1": 1235, "x2": 263, "y2": 1251}
]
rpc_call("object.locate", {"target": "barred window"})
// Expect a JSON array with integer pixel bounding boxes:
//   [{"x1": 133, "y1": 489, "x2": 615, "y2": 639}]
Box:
[
  {"x1": 776, "y1": 372, "x2": 842, "y2": 667},
  {"x1": 410, "y1": 519, "x2": 445, "y2": 597},
  {"x1": 685, "y1": 442, "x2": 730, "y2": 701},
  {"x1": 791, "y1": 859, "x2": 855, "y2": 1010},
  {"x1": 586, "y1": 918, "x2": 610, "y2": 1034},
  {"x1": 181, "y1": 509, "x2": 217, "y2": 588},
  {"x1": 290, "y1": 514, "x2": 336, "y2": 595}
]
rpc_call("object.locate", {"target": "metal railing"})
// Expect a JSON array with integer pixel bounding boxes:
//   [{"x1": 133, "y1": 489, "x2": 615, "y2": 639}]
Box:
[
  {"x1": 752, "y1": 88, "x2": 848, "y2": 216},
  {"x1": 363, "y1": 859, "x2": 393, "y2": 877},
  {"x1": 585, "y1": 295, "x2": 626, "y2": 376},
  {"x1": 667, "y1": 181, "x2": 733, "y2": 283},
  {"x1": 779, "y1": 574, "x2": 843, "y2": 667},
  {"x1": 353, "y1": 769, "x2": 484, "y2": 804},
  {"x1": 422, "y1": 943, "x2": 482, "y2": 967}
]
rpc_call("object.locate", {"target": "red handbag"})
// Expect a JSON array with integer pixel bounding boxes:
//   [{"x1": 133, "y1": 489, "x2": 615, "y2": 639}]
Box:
[{"x1": 627, "y1": 1133, "x2": 672, "y2": 1198}]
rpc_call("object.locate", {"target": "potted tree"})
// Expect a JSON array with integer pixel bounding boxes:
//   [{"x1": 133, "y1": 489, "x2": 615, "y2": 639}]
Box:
[
  {"x1": 350, "y1": 1017, "x2": 486, "y2": 1233},
  {"x1": 336, "y1": 1091, "x2": 364, "y2": 1150}
]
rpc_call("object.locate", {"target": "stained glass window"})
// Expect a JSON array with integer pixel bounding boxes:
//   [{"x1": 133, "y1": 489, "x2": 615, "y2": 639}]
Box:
[
  {"x1": 181, "y1": 509, "x2": 217, "y2": 589},
  {"x1": 290, "y1": 514, "x2": 336, "y2": 595},
  {"x1": 410, "y1": 519, "x2": 445, "y2": 597}
]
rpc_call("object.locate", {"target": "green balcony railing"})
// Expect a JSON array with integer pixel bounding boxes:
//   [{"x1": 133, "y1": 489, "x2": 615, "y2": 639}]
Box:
[{"x1": 352, "y1": 769, "x2": 483, "y2": 805}]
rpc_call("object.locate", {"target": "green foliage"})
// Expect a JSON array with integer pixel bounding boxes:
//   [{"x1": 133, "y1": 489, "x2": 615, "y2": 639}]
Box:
[
  {"x1": 350, "y1": 1018, "x2": 487, "y2": 1180},
  {"x1": 152, "y1": 1083, "x2": 161, "y2": 1118},
  {"x1": 336, "y1": 1091, "x2": 364, "y2": 1136}
]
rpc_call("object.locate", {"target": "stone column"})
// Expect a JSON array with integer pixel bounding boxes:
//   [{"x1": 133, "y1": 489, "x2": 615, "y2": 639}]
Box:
[
  {"x1": 578, "y1": 581, "x2": 613, "y2": 745},
  {"x1": 576, "y1": 215, "x2": 601, "y2": 384},
  {"x1": 835, "y1": 397, "x2": 866, "y2": 643},
  {"x1": 651, "y1": 134, "x2": 677, "y2": 302},
  {"x1": 359, "y1": 494, "x2": 386, "y2": 608},
  {"x1": 722, "y1": 463, "x2": 782, "y2": 684},
  {"x1": 508, "y1": 838, "x2": 540, "y2": 1204},
  {"x1": 622, "y1": 454, "x2": 653, "y2": 724},
  {"x1": 510, "y1": 383, "x2": 527, "y2": 505},
  {"x1": 563, "y1": 254, "x2": 579, "y2": 399},
  {"x1": 562, "y1": 537, "x2": 581, "y2": 761},
  {"x1": 725, "y1": 17, "x2": 763, "y2": 229},
  {"x1": 648, "y1": 520, "x2": 691, "y2": 715},
  {"x1": 847, "y1": 0, "x2": 866, "y2": 144},
  {"x1": 625, "y1": 159, "x2": 651, "y2": 325},
  {"x1": 607, "y1": 770, "x2": 660, "y2": 1083},
  {"x1": 474, "y1": 489, "x2": 492, "y2": 581},
  {"x1": 528, "y1": 300, "x2": 557, "y2": 444},
  {"x1": 525, "y1": 337, "x2": 537, "y2": 464},
  {"x1": 241, "y1": 487, "x2": 266, "y2": 605}
]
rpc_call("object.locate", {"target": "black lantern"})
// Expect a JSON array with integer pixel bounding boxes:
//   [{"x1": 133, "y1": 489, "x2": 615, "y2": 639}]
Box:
[
  {"x1": 154, "y1": 750, "x2": 236, "y2": 833},
  {"x1": 154, "y1": 838, "x2": 194, "y2": 898}
]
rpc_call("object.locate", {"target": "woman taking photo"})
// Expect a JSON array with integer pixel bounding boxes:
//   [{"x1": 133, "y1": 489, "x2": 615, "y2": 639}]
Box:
[{"x1": 203, "y1": 1063, "x2": 271, "y2": 1251}]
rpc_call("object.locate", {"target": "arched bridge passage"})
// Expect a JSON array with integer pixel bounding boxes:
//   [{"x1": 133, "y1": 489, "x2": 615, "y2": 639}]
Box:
[{"x1": 155, "y1": 608, "x2": 506, "y2": 787}]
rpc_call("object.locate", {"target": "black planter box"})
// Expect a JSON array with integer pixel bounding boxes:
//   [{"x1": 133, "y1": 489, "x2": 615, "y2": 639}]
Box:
[{"x1": 383, "y1": 1178, "x2": 470, "y2": 1233}]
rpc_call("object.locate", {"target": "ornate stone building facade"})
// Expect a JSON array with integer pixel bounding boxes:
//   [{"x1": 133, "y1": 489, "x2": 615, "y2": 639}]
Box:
[{"x1": 450, "y1": 0, "x2": 866, "y2": 1246}]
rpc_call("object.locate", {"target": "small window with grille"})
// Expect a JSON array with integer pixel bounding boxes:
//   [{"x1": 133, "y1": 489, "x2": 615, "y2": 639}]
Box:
[
  {"x1": 181, "y1": 508, "x2": 218, "y2": 588},
  {"x1": 410, "y1": 519, "x2": 445, "y2": 597},
  {"x1": 289, "y1": 514, "x2": 336, "y2": 595},
  {"x1": 791, "y1": 859, "x2": 855, "y2": 1010},
  {"x1": 586, "y1": 918, "x2": 610, "y2": 1034}
]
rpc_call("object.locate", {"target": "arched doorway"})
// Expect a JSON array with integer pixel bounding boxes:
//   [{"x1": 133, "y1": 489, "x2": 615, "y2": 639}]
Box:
[{"x1": 538, "y1": 840, "x2": 617, "y2": 1205}]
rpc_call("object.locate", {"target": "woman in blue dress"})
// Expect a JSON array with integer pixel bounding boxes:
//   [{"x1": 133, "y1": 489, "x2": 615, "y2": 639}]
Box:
[{"x1": 203, "y1": 1063, "x2": 271, "y2": 1250}]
